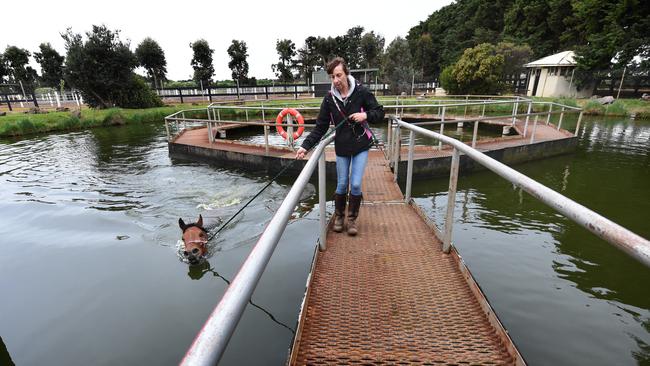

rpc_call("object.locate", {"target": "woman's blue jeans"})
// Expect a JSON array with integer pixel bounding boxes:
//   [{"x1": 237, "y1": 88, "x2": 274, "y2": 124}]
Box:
[{"x1": 335, "y1": 150, "x2": 369, "y2": 196}]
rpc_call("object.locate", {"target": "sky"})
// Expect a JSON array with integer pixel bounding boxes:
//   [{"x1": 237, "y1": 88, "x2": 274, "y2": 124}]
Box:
[{"x1": 1, "y1": 0, "x2": 454, "y2": 81}]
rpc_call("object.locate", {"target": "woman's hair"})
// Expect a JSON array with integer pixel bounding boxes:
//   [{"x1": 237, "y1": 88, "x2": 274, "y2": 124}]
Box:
[{"x1": 326, "y1": 57, "x2": 350, "y2": 76}]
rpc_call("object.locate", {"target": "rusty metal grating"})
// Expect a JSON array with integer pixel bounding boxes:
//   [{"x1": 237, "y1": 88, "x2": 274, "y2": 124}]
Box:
[
  {"x1": 362, "y1": 150, "x2": 403, "y2": 203},
  {"x1": 291, "y1": 203, "x2": 514, "y2": 365}
]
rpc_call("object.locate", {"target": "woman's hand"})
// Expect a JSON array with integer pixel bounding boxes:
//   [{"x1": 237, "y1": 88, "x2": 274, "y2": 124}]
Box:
[
  {"x1": 295, "y1": 147, "x2": 307, "y2": 159},
  {"x1": 349, "y1": 112, "x2": 367, "y2": 122}
]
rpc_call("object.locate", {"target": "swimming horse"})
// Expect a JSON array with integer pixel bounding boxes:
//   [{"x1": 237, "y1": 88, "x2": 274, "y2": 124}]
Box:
[{"x1": 178, "y1": 215, "x2": 208, "y2": 265}]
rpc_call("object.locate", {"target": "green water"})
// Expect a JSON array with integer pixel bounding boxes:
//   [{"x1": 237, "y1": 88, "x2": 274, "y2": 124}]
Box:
[{"x1": 408, "y1": 115, "x2": 650, "y2": 365}]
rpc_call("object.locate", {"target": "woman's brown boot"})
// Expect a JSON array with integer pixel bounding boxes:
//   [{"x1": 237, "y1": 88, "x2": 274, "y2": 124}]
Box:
[
  {"x1": 333, "y1": 193, "x2": 347, "y2": 232},
  {"x1": 347, "y1": 194, "x2": 362, "y2": 236}
]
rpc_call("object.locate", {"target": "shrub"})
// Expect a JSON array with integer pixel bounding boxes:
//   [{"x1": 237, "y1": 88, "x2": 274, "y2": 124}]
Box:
[
  {"x1": 583, "y1": 100, "x2": 605, "y2": 115},
  {"x1": 18, "y1": 118, "x2": 37, "y2": 134},
  {"x1": 604, "y1": 101, "x2": 628, "y2": 116}
]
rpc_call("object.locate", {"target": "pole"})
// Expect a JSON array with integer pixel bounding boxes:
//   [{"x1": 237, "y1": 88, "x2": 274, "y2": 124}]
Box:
[
  {"x1": 443, "y1": 148, "x2": 460, "y2": 253},
  {"x1": 616, "y1": 66, "x2": 627, "y2": 100},
  {"x1": 318, "y1": 152, "x2": 327, "y2": 251},
  {"x1": 405, "y1": 130, "x2": 415, "y2": 202}
]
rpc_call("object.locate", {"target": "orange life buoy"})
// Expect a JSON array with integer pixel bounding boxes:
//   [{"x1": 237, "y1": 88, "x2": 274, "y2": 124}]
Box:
[{"x1": 275, "y1": 108, "x2": 305, "y2": 140}]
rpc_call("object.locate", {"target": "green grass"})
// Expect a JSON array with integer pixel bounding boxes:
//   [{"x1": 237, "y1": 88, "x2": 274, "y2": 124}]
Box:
[
  {"x1": 3, "y1": 95, "x2": 648, "y2": 138},
  {"x1": 0, "y1": 103, "x2": 211, "y2": 137}
]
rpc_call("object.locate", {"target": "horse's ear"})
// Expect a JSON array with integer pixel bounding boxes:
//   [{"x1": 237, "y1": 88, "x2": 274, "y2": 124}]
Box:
[
  {"x1": 197, "y1": 214, "x2": 203, "y2": 228},
  {"x1": 179, "y1": 218, "x2": 187, "y2": 231}
]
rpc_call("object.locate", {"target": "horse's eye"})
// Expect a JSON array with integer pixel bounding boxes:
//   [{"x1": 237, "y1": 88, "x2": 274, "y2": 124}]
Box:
[
  {"x1": 191, "y1": 248, "x2": 200, "y2": 254},
  {"x1": 183, "y1": 251, "x2": 189, "y2": 257}
]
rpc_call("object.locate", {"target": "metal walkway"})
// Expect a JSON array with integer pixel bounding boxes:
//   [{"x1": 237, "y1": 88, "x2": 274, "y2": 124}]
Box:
[{"x1": 289, "y1": 151, "x2": 523, "y2": 365}]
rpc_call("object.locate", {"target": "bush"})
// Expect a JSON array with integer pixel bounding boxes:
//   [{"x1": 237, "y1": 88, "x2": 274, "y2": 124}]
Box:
[
  {"x1": 605, "y1": 101, "x2": 628, "y2": 116},
  {"x1": 439, "y1": 65, "x2": 460, "y2": 95},
  {"x1": 112, "y1": 76, "x2": 163, "y2": 109},
  {"x1": 583, "y1": 100, "x2": 605, "y2": 114},
  {"x1": 18, "y1": 118, "x2": 37, "y2": 134},
  {"x1": 102, "y1": 109, "x2": 126, "y2": 125},
  {"x1": 57, "y1": 116, "x2": 81, "y2": 130}
]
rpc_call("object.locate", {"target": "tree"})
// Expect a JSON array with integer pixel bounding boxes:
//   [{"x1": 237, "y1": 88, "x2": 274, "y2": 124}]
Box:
[
  {"x1": 570, "y1": 0, "x2": 650, "y2": 92},
  {"x1": 495, "y1": 41, "x2": 533, "y2": 91},
  {"x1": 3, "y1": 46, "x2": 38, "y2": 90},
  {"x1": 360, "y1": 31, "x2": 385, "y2": 69},
  {"x1": 342, "y1": 26, "x2": 364, "y2": 69},
  {"x1": 272, "y1": 39, "x2": 296, "y2": 82},
  {"x1": 442, "y1": 43, "x2": 505, "y2": 95},
  {"x1": 62, "y1": 25, "x2": 162, "y2": 108},
  {"x1": 136, "y1": 37, "x2": 167, "y2": 89},
  {"x1": 0, "y1": 54, "x2": 8, "y2": 83},
  {"x1": 410, "y1": 33, "x2": 438, "y2": 80},
  {"x1": 34, "y1": 43, "x2": 64, "y2": 88},
  {"x1": 296, "y1": 36, "x2": 319, "y2": 83},
  {"x1": 313, "y1": 36, "x2": 338, "y2": 67},
  {"x1": 382, "y1": 37, "x2": 418, "y2": 94},
  {"x1": 227, "y1": 40, "x2": 249, "y2": 84},
  {"x1": 190, "y1": 39, "x2": 214, "y2": 88}
]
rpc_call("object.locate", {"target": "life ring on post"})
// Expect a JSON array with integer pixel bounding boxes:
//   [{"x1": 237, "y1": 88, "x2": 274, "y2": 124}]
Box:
[{"x1": 275, "y1": 108, "x2": 305, "y2": 140}]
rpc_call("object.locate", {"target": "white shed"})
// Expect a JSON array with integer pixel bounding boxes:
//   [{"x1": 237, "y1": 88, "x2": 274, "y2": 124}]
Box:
[{"x1": 524, "y1": 51, "x2": 592, "y2": 98}]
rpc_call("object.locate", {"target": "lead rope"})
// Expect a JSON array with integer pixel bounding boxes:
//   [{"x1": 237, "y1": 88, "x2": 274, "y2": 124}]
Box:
[{"x1": 206, "y1": 115, "x2": 351, "y2": 243}]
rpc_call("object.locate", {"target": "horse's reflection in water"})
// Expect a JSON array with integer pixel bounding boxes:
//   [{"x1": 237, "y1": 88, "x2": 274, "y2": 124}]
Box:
[{"x1": 186, "y1": 260, "x2": 296, "y2": 335}]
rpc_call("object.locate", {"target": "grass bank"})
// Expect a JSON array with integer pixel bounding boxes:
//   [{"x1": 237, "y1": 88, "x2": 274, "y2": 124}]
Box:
[
  {"x1": 533, "y1": 97, "x2": 650, "y2": 119},
  {"x1": 0, "y1": 103, "x2": 212, "y2": 137}
]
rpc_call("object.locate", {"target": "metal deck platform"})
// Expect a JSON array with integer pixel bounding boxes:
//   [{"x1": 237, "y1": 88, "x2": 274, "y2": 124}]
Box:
[{"x1": 288, "y1": 152, "x2": 524, "y2": 365}]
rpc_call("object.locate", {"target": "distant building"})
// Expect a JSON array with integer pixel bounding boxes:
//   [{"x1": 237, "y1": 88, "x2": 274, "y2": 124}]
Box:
[
  {"x1": 524, "y1": 51, "x2": 593, "y2": 98},
  {"x1": 312, "y1": 68, "x2": 380, "y2": 97}
]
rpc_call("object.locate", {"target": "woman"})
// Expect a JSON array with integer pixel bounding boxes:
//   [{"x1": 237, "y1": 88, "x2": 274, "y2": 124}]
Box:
[{"x1": 296, "y1": 57, "x2": 384, "y2": 236}]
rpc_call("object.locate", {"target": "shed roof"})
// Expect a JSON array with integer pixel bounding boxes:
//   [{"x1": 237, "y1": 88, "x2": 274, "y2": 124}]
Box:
[{"x1": 525, "y1": 51, "x2": 576, "y2": 67}]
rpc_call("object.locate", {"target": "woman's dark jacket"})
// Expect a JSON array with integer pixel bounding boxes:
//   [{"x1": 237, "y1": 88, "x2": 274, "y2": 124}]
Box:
[{"x1": 300, "y1": 82, "x2": 384, "y2": 156}]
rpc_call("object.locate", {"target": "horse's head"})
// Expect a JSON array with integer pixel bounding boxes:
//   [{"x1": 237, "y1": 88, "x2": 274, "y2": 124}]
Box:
[{"x1": 179, "y1": 215, "x2": 208, "y2": 265}]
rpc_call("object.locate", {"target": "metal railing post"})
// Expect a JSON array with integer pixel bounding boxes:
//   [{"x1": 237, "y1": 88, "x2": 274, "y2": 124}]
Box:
[
  {"x1": 523, "y1": 101, "x2": 532, "y2": 137},
  {"x1": 261, "y1": 106, "x2": 269, "y2": 156},
  {"x1": 511, "y1": 100, "x2": 518, "y2": 125},
  {"x1": 319, "y1": 151, "x2": 327, "y2": 251},
  {"x1": 472, "y1": 121, "x2": 479, "y2": 148},
  {"x1": 546, "y1": 103, "x2": 553, "y2": 125},
  {"x1": 463, "y1": 95, "x2": 468, "y2": 117},
  {"x1": 439, "y1": 106, "x2": 446, "y2": 151},
  {"x1": 287, "y1": 113, "x2": 294, "y2": 147},
  {"x1": 386, "y1": 119, "x2": 393, "y2": 158},
  {"x1": 481, "y1": 100, "x2": 486, "y2": 117},
  {"x1": 164, "y1": 118, "x2": 171, "y2": 141},
  {"x1": 207, "y1": 108, "x2": 213, "y2": 143},
  {"x1": 574, "y1": 111, "x2": 583, "y2": 136},
  {"x1": 530, "y1": 115, "x2": 539, "y2": 144},
  {"x1": 405, "y1": 130, "x2": 415, "y2": 202},
  {"x1": 558, "y1": 106, "x2": 565, "y2": 130},
  {"x1": 443, "y1": 147, "x2": 460, "y2": 253},
  {"x1": 393, "y1": 125, "x2": 400, "y2": 182}
]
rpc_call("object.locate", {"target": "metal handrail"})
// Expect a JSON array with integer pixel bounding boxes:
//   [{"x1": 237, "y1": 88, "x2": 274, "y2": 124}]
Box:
[
  {"x1": 180, "y1": 133, "x2": 335, "y2": 366},
  {"x1": 394, "y1": 117, "x2": 650, "y2": 267}
]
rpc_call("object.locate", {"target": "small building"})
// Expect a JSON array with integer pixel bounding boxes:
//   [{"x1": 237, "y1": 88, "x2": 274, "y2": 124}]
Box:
[
  {"x1": 312, "y1": 68, "x2": 380, "y2": 97},
  {"x1": 524, "y1": 51, "x2": 592, "y2": 98}
]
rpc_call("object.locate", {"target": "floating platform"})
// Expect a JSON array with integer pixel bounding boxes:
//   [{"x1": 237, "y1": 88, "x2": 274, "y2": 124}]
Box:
[{"x1": 168, "y1": 115, "x2": 576, "y2": 180}]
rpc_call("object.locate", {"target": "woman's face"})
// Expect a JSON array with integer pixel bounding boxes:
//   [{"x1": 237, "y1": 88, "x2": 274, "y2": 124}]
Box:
[{"x1": 330, "y1": 64, "x2": 348, "y2": 91}]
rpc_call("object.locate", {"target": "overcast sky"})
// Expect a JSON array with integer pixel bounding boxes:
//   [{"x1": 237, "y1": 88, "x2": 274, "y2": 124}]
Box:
[{"x1": 1, "y1": 0, "x2": 454, "y2": 81}]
